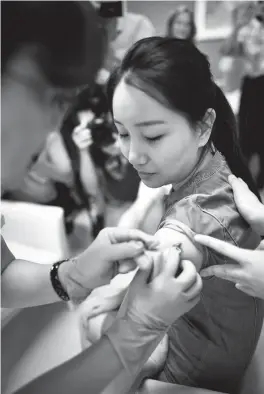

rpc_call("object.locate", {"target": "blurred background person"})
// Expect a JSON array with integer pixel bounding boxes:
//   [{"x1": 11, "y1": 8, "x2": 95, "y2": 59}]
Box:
[
  {"x1": 166, "y1": 5, "x2": 196, "y2": 42},
  {"x1": 96, "y1": 0, "x2": 155, "y2": 84},
  {"x1": 61, "y1": 84, "x2": 141, "y2": 235},
  {"x1": 219, "y1": 1, "x2": 264, "y2": 195},
  {"x1": 6, "y1": 83, "x2": 140, "y2": 240}
]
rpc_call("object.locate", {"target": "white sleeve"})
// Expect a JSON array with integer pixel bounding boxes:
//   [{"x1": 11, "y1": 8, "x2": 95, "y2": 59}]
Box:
[{"x1": 133, "y1": 16, "x2": 155, "y2": 42}]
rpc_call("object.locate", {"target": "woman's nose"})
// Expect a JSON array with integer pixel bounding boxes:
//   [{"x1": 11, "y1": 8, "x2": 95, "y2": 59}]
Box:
[{"x1": 128, "y1": 141, "x2": 148, "y2": 166}]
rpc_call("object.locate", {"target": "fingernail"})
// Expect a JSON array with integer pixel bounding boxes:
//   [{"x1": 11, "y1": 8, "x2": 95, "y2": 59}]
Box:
[
  {"x1": 136, "y1": 253, "x2": 152, "y2": 270},
  {"x1": 200, "y1": 271, "x2": 208, "y2": 277},
  {"x1": 133, "y1": 241, "x2": 144, "y2": 249},
  {"x1": 148, "y1": 240, "x2": 160, "y2": 250},
  {"x1": 228, "y1": 174, "x2": 236, "y2": 183}
]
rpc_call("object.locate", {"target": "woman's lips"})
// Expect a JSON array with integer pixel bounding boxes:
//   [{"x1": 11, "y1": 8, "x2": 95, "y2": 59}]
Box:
[{"x1": 137, "y1": 171, "x2": 156, "y2": 178}]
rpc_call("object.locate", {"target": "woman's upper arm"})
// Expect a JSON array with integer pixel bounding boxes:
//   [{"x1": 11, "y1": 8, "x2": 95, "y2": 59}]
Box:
[{"x1": 154, "y1": 227, "x2": 204, "y2": 272}]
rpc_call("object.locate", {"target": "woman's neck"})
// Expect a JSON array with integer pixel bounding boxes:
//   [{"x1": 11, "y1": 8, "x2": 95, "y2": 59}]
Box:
[{"x1": 172, "y1": 147, "x2": 214, "y2": 191}]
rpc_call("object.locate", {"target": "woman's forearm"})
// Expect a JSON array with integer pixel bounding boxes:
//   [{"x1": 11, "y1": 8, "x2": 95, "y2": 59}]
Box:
[
  {"x1": 1, "y1": 256, "x2": 94, "y2": 308},
  {"x1": 79, "y1": 150, "x2": 100, "y2": 196},
  {"x1": 118, "y1": 194, "x2": 160, "y2": 229},
  {"x1": 138, "y1": 380, "x2": 226, "y2": 394},
  {"x1": 14, "y1": 335, "x2": 124, "y2": 394},
  {"x1": 14, "y1": 328, "x2": 161, "y2": 394},
  {"x1": 1, "y1": 259, "x2": 60, "y2": 308}
]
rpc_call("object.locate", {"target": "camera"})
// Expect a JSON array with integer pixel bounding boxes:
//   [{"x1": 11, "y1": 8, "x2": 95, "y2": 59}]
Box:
[
  {"x1": 88, "y1": 115, "x2": 118, "y2": 168},
  {"x1": 89, "y1": 116, "x2": 116, "y2": 148}
]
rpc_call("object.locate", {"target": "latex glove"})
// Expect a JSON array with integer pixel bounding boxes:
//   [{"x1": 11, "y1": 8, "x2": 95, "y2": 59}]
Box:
[
  {"x1": 105, "y1": 247, "x2": 202, "y2": 375},
  {"x1": 76, "y1": 253, "x2": 157, "y2": 321},
  {"x1": 118, "y1": 247, "x2": 201, "y2": 329},
  {"x1": 59, "y1": 227, "x2": 159, "y2": 303},
  {"x1": 196, "y1": 234, "x2": 264, "y2": 300},
  {"x1": 228, "y1": 174, "x2": 264, "y2": 235}
]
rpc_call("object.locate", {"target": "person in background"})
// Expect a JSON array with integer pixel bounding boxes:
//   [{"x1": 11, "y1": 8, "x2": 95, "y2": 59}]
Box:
[
  {"x1": 166, "y1": 5, "x2": 196, "y2": 42},
  {"x1": 60, "y1": 83, "x2": 141, "y2": 234},
  {"x1": 220, "y1": 1, "x2": 264, "y2": 192},
  {"x1": 5, "y1": 82, "x2": 139, "y2": 238},
  {"x1": 117, "y1": 181, "x2": 171, "y2": 235},
  {"x1": 97, "y1": 1, "x2": 156, "y2": 84},
  {"x1": 237, "y1": 2, "x2": 264, "y2": 193},
  {"x1": 80, "y1": 36, "x2": 263, "y2": 393},
  {"x1": 3, "y1": 129, "x2": 86, "y2": 235},
  {"x1": 59, "y1": 84, "x2": 112, "y2": 238},
  {"x1": 195, "y1": 174, "x2": 264, "y2": 300},
  {"x1": 1, "y1": 2, "x2": 202, "y2": 393}
]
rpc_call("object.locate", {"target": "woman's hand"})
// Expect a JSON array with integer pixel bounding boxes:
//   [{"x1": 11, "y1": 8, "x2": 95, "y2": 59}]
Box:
[
  {"x1": 193, "y1": 174, "x2": 264, "y2": 299},
  {"x1": 195, "y1": 235, "x2": 264, "y2": 299},
  {"x1": 228, "y1": 174, "x2": 264, "y2": 235},
  {"x1": 72, "y1": 124, "x2": 93, "y2": 151}
]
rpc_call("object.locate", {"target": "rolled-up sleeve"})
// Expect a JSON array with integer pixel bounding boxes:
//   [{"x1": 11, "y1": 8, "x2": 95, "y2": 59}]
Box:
[{"x1": 158, "y1": 196, "x2": 228, "y2": 269}]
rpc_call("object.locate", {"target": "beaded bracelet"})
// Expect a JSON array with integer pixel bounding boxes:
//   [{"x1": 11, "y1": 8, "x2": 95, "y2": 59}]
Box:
[{"x1": 50, "y1": 260, "x2": 70, "y2": 301}]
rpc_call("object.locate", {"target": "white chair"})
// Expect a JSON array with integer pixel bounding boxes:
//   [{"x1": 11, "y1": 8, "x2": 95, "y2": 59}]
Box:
[
  {"x1": 1, "y1": 200, "x2": 69, "y2": 327},
  {"x1": 1, "y1": 200, "x2": 69, "y2": 263}
]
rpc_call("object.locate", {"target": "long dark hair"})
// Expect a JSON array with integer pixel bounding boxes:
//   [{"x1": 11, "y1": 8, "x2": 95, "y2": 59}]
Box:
[
  {"x1": 60, "y1": 108, "x2": 89, "y2": 210},
  {"x1": 1, "y1": 1, "x2": 105, "y2": 88},
  {"x1": 107, "y1": 37, "x2": 260, "y2": 200},
  {"x1": 166, "y1": 6, "x2": 196, "y2": 42}
]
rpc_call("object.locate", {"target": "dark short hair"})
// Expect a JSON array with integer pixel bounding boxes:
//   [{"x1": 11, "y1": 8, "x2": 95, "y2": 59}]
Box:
[
  {"x1": 1, "y1": 1, "x2": 105, "y2": 87},
  {"x1": 107, "y1": 36, "x2": 260, "y2": 200},
  {"x1": 166, "y1": 5, "x2": 196, "y2": 42}
]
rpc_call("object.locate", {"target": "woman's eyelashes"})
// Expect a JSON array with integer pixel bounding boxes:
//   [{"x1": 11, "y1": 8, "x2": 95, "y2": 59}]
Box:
[
  {"x1": 115, "y1": 122, "x2": 165, "y2": 143},
  {"x1": 145, "y1": 135, "x2": 163, "y2": 142},
  {"x1": 118, "y1": 133, "x2": 163, "y2": 142},
  {"x1": 118, "y1": 132, "x2": 129, "y2": 139}
]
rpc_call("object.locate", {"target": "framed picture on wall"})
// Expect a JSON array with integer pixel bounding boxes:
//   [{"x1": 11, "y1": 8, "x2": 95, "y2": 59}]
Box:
[{"x1": 194, "y1": 1, "x2": 235, "y2": 41}]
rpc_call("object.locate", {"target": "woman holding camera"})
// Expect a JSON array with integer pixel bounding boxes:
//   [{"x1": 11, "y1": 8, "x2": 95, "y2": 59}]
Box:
[{"x1": 60, "y1": 84, "x2": 140, "y2": 237}]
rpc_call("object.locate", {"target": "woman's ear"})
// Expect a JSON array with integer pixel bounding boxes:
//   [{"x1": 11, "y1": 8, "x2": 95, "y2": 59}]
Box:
[{"x1": 197, "y1": 108, "x2": 216, "y2": 148}]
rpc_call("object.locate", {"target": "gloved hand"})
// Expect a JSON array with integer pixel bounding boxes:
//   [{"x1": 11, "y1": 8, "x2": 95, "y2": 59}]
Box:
[
  {"x1": 105, "y1": 246, "x2": 202, "y2": 376},
  {"x1": 227, "y1": 174, "x2": 264, "y2": 235},
  {"x1": 59, "y1": 227, "x2": 159, "y2": 304}
]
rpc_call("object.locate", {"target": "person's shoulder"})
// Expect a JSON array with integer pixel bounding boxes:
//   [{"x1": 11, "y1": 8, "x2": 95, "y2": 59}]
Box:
[
  {"x1": 165, "y1": 183, "x2": 259, "y2": 250},
  {"x1": 126, "y1": 12, "x2": 151, "y2": 23},
  {"x1": 161, "y1": 151, "x2": 259, "y2": 247},
  {"x1": 125, "y1": 12, "x2": 154, "y2": 30},
  {"x1": 161, "y1": 193, "x2": 221, "y2": 237}
]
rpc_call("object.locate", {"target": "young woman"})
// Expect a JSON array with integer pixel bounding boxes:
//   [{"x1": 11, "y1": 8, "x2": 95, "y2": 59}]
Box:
[
  {"x1": 220, "y1": 2, "x2": 264, "y2": 189},
  {"x1": 80, "y1": 37, "x2": 263, "y2": 393},
  {"x1": 166, "y1": 5, "x2": 196, "y2": 42},
  {"x1": 60, "y1": 84, "x2": 140, "y2": 235}
]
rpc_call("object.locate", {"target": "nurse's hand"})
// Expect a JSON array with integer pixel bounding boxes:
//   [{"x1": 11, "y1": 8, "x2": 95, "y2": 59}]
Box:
[
  {"x1": 228, "y1": 174, "x2": 264, "y2": 235},
  {"x1": 105, "y1": 247, "x2": 202, "y2": 378},
  {"x1": 195, "y1": 234, "x2": 264, "y2": 300},
  {"x1": 120, "y1": 247, "x2": 203, "y2": 330},
  {"x1": 59, "y1": 228, "x2": 159, "y2": 303}
]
